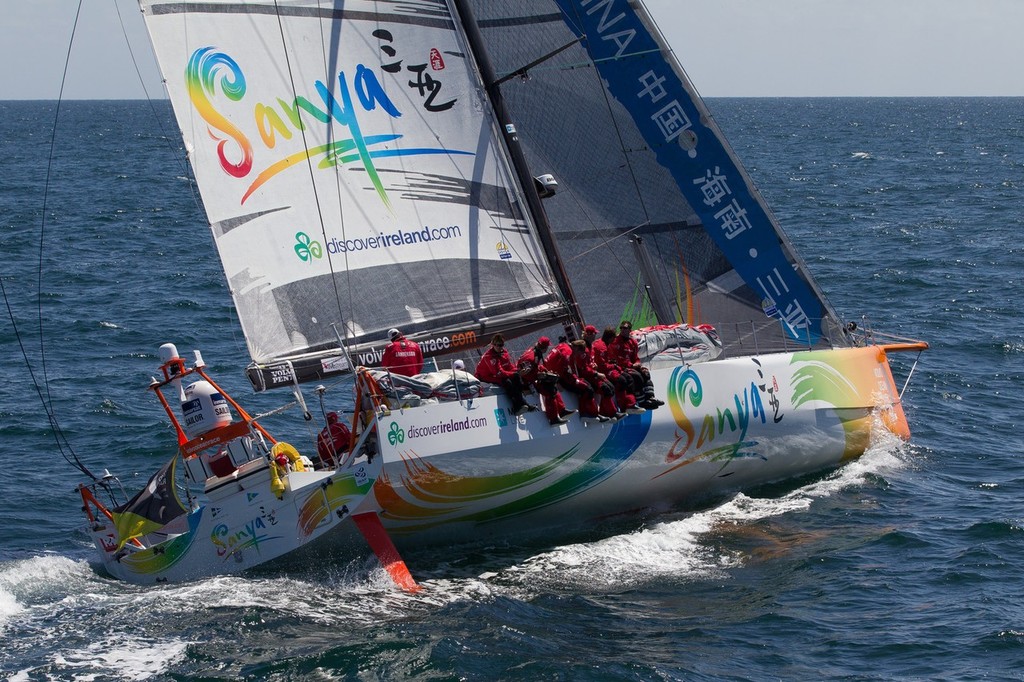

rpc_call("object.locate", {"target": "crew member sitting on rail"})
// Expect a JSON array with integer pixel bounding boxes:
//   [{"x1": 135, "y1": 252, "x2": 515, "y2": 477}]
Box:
[
  {"x1": 382, "y1": 328, "x2": 423, "y2": 377},
  {"x1": 476, "y1": 334, "x2": 534, "y2": 416},
  {"x1": 547, "y1": 340, "x2": 604, "y2": 422},
  {"x1": 518, "y1": 336, "x2": 570, "y2": 426},
  {"x1": 515, "y1": 336, "x2": 548, "y2": 389},
  {"x1": 580, "y1": 326, "x2": 623, "y2": 420},
  {"x1": 608, "y1": 320, "x2": 664, "y2": 409},
  {"x1": 593, "y1": 326, "x2": 644, "y2": 415}
]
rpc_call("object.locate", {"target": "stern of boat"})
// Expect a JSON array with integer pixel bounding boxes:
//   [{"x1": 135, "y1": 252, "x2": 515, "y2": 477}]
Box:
[{"x1": 78, "y1": 453, "x2": 383, "y2": 584}]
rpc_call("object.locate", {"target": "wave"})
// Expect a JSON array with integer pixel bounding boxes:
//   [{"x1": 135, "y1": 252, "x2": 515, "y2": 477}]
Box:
[
  {"x1": 0, "y1": 552, "x2": 411, "y2": 679},
  {"x1": 448, "y1": 429, "x2": 914, "y2": 595}
]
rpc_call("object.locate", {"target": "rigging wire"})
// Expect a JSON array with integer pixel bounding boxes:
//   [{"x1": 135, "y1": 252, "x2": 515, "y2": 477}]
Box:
[
  {"x1": 113, "y1": 0, "x2": 195, "y2": 184},
  {"x1": 566, "y1": 221, "x2": 650, "y2": 263},
  {"x1": 558, "y1": 5, "x2": 653, "y2": 228},
  {"x1": 502, "y1": 7, "x2": 739, "y2": 328},
  {"x1": 4, "y1": 0, "x2": 196, "y2": 486},
  {"x1": 272, "y1": 0, "x2": 355, "y2": 362},
  {"x1": 481, "y1": 10, "x2": 652, "y2": 301},
  {"x1": 315, "y1": 0, "x2": 358, "y2": 351},
  {"x1": 170, "y1": 5, "x2": 249, "y2": 362},
  {"x1": 269, "y1": 0, "x2": 357, "y2": 438},
  {"x1": 119, "y1": 0, "x2": 245, "y2": 361},
  {"x1": 3, "y1": 0, "x2": 103, "y2": 482},
  {"x1": 557, "y1": 3, "x2": 684, "y2": 325}
]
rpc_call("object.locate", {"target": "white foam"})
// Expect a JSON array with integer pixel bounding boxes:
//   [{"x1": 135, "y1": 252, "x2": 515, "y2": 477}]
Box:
[
  {"x1": 487, "y1": 430, "x2": 911, "y2": 594},
  {"x1": 507, "y1": 511, "x2": 733, "y2": 591},
  {"x1": 52, "y1": 636, "x2": 190, "y2": 681},
  {"x1": 0, "y1": 554, "x2": 88, "y2": 592},
  {"x1": 0, "y1": 554, "x2": 194, "y2": 679},
  {"x1": 0, "y1": 584, "x2": 24, "y2": 630},
  {"x1": 87, "y1": 557, "x2": 421, "y2": 629},
  {"x1": 0, "y1": 554, "x2": 95, "y2": 629}
]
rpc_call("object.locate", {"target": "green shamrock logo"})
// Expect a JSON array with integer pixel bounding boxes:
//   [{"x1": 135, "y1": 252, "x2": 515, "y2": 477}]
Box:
[
  {"x1": 387, "y1": 422, "x2": 405, "y2": 446},
  {"x1": 294, "y1": 232, "x2": 324, "y2": 262}
]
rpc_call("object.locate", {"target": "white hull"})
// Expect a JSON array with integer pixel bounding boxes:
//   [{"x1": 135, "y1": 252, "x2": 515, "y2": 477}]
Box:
[
  {"x1": 88, "y1": 457, "x2": 380, "y2": 583},
  {"x1": 86, "y1": 345, "x2": 907, "y2": 584},
  {"x1": 369, "y1": 345, "x2": 907, "y2": 545}
]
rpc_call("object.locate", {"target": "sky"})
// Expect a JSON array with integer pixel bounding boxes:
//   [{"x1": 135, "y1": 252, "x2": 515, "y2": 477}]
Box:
[{"x1": 1, "y1": 0, "x2": 1023, "y2": 99}]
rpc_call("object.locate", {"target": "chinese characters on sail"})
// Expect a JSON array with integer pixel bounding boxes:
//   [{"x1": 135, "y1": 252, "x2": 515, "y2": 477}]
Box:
[
  {"x1": 634, "y1": 66, "x2": 812, "y2": 339},
  {"x1": 374, "y1": 29, "x2": 457, "y2": 112}
]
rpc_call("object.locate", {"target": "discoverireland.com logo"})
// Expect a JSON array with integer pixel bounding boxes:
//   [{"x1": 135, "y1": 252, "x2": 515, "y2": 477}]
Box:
[
  {"x1": 294, "y1": 225, "x2": 463, "y2": 262},
  {"x1": 406, "y1": 416, "x2": 489, "y2": 439}
]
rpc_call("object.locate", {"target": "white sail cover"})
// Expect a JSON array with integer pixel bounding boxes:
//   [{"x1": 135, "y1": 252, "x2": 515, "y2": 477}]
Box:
[{"x1": 140, "y1": 0, "x2": 570, "y2": 388}]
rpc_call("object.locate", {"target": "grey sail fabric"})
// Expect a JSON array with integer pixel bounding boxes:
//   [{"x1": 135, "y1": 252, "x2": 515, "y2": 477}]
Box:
[{"x1": 464, "y1": 0, "x2": 850, "y2": 355}]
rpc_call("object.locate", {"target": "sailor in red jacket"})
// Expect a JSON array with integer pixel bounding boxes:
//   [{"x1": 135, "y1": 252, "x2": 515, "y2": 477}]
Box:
[
  {"x1": 515, "y1": 336, "x2": 549, "y2": 387},
  {"x1": 518, "y1": 336, "x2": 571, "y2": 425},
  {"x1": 381, "y1": 328, "x2": 423, "y2": 377},
  {"x1": 476, "y1": 333, "x2": 533, "y2": 416},
  {"x1": 592, "y1": 326, "x2": 643, "y2": 414},
  {"x1": 548, "y1": 339, "x2": 604, "y2": 421},
  {"x1": 608, "y1": 320, "x2": 664, "y2": 409},
  {"x1": 579, "y1": 326, "x2": 622, "y2": 420},
  {"x1": 316, "y1": 411, "x2": 352, "y2": 468}
]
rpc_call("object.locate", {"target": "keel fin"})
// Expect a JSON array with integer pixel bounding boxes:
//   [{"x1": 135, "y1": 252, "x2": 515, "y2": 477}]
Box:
[{"x1": 352, "y1": 512, "x2": 421, "y2": 593}]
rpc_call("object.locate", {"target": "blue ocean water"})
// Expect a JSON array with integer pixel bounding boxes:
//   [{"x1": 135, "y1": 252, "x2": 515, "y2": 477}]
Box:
[{"x1": 1, "y1": 97, "x2": 1021, "y2": 680}]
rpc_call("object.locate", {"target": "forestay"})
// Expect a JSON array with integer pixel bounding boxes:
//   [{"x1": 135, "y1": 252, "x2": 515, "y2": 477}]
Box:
[
  {"x1": 140, "y1": 0, "x2": 571, "y2": 390},
  {"x1": 465, "y1": 0, "x2": 850, "y2": 354}
]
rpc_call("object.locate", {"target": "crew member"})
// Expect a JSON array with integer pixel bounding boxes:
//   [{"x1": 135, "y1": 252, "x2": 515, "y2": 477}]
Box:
[
  {"x1": 593, "y1": 326, "x2": 644, "y2": 415},
  {"x1": 518, "y1": 336, "x2": 570, "y2": 425},
  {"x1": 547, "y1": 340, "x2": 604, "y2": 421},
  {"x1": 579, "y1": 327, "x2": 622, "y2": 420},
  {"x1": 608, "y1": 320, "x2": 664, "y2": 409},
  {"x1": 476, "y1": 334, "x2": 533, "y2": 416},
  {"x1": 381, "y1": 328, "x2": 423, "y2": 377},
  {"x1": 316, "y1": 412, "x2": 352, "y2": 468}
]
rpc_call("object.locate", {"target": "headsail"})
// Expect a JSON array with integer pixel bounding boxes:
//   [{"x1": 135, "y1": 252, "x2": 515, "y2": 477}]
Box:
[
  {"x1": 140, "y1": 1, "x2": 573, "y2": 389},
  {"x1": 111, "y1": 456, "x2": 187, "y2": 550},
  {"x1": 464, "y1": 0, "x2": 850, "y2": 353}
]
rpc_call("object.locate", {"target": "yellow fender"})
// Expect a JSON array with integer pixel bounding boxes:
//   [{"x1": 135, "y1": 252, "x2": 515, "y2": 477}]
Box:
[
  {"x1": 271, "y1": 442, "x2": 306, "y2": 472},
  {"x1": 268, "y1": 461, "x2": 286, "y2": 500},
  {"x1": 268, "y1": 442, "x2": 305, "y2": 499}
]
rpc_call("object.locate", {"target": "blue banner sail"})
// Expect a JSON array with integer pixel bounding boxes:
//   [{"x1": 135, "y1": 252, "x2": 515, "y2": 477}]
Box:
[{"x1": 553, "y1": 0, "x2": 826, "y2": 343}]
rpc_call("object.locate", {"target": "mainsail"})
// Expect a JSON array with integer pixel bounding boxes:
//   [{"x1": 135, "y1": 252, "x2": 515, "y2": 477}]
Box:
[
  {"x1": 141, "y1": 0, "x2": 853, "y2": 391},
  {"x1": 463, "y1": 0, "x2": 850, "y2": 354},
  {"x1": 140, "y1": 0, "x2": 573, "y2": 389}
]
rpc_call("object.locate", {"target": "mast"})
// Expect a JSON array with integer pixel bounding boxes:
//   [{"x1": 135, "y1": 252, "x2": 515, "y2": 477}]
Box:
[{"x1": 448, "y1": 0, "x2": 584, "y2": 335}]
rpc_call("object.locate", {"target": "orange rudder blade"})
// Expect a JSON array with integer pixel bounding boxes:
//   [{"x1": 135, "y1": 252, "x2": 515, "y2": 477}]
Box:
[{"x1": 352, "y1": 512, "x2": 421, "y2": 593}]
